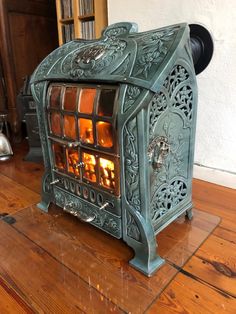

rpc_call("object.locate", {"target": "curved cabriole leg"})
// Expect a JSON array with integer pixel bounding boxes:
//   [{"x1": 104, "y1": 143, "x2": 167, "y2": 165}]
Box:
[
  {"x1": 124, "y1": 209, "x2": 165, "y2": 276},
  {"x1": 37, "y1": 171, "x2": 52, "y2": 213}
]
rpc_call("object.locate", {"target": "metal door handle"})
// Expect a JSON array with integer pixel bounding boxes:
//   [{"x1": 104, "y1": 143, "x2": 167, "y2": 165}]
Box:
[{"x1": 63, "y1": 201, "x2": 95, "y2": 222}]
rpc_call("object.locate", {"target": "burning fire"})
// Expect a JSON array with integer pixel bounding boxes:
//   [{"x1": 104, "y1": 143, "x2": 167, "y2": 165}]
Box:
[
  {"x1": 66, "y1": 148, "x2": 80, "y2": 176},
  {"x1": 82, "y1": 152, "x2": 96, "y2": 182},
  {"x1": 97, "y1": 121, "x2": 113, "y2": 148},
  {"x1": 53, "y1": 143, "x2": 65, "y2": 169},
  {"x1": 79, "y1": 118, "x2": 94, "y2": 144},
  {"x1": 99, "y1": 158, "x2": 115, "y2": 189}
]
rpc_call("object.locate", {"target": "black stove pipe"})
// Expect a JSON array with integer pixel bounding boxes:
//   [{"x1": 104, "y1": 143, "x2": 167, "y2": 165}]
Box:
[{"x1": 189, "y1": 24, "x2": 214, "y2": 75}]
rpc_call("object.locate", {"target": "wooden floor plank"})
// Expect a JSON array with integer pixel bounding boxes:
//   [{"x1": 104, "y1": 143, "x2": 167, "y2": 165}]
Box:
[
  {"x1": 193, "y1": 179, "x2": 236, "y2": 213},
  {"x1": 147, "y1": 272, "x2": 236, "y2": 314},
  {"x1": 184, "y1": 233, "x2": 236, "y2": 297},
  {"x1": 0, "y1": 173, "x2": 40, "y2": 214},
  {"x1": 0, "y1": 219, "x2": 123, "y2": 314},
  {"x1": 0, "y1": 276, "x2": 34, "y2": 314},
  {"x1": 0, "y1": 142, "x2": 43, "y2": 194}
]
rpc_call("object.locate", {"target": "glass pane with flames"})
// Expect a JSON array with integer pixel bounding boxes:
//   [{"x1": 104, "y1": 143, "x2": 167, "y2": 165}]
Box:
[
  {"x1": 96, "y1": 121, "x2": 113, "y2": 148},
  {"x1": 79, "y1": 118, "x2": 94, "y2": 144},
  {"x1": 64, "y1": 115, "x2": 77, "y2": 139},
  {"x1": 97, "y1": 89, "x2": 116, "y2": 117},
  {"x1": 99, "y1": 157, "x2": 115, "y2": 190},
  {"x1": 82, "y1": 152, "x2": 96, "y2": 182},
  {"x1": 52, "y1": 143, "x2": 65, "y2": 170},
  {"x1": 66, "y1": 147, "x2": 80, "y2": 176},
  {"x1": 79, "y1": 88, "x2": 96, "y2": 114}
]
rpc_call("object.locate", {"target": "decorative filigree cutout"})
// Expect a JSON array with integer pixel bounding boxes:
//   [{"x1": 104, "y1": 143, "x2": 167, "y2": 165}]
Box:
[
  {"x1": 173, "y1": 85, "x2": 193, "y2": 123},
  {"x1": 149, "y1": 92, "x2": 167, "y2": 139},
  {"x1": 124, "y1": 118, "x2": 141, "y2": 212},
  {"x1": 151, "y1": 179, "x2": 187, "y2": 223},
  {"x1": 163, "y1": 65, "x2": 189, "y2": 94}
]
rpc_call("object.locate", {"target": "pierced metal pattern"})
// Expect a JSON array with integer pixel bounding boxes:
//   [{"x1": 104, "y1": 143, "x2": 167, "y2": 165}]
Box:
[
  {"x1": 163, "y1": 65, "x2": 189, "y2": 94},
  {"x1": 173, "y1": 85, "x2": 193, "y2": 124},
  {"x1": 151, "y1": 179, "x2": 187, "y2": 221},
  {"x1": 149, "y1": 64, "x2": 194, "y2": 226},
  {"x1": 149, "y1": 92, "x2": 167, "y2": 139}
]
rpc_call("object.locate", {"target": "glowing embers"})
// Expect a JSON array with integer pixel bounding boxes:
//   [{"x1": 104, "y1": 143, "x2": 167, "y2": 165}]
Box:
[
  {"x1": 79, "y1": 118, "x2": 94, "y2": 144},
  {"x1": 49, "y1": 86, "x2": 61, "y2": 109},
  {"x1": 63, "y1": 86, "x2": 78, "y2": 111},
  {"x1": 64, "y1": 115, "x2": 76, "y2": 139},
  {"x1": 82, "y1": 152, "x2": 96, "y2": 182},
  {"x1": 99, "y1": 158, "x2": 115, "y2": 189},
  {"x1": 97, "y1": 121, "x2": 113, "y2": 148},
  {"x1": 79, "y1": 88, "x2": 96, "y2": 114},
  {"x1": 52, "y1": 143, "x2": 65, "y2": 170},
  {"x1": 50, "y1": 112, "x2": 61, "y2": 136},
  {"x1": 66, "y1": 148, "x2": 80, "y2": 176}
]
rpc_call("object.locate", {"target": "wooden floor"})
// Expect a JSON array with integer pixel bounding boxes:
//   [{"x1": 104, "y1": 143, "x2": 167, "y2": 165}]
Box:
[{"x1": 0, "y1": 142, "x2": 235, "y2": 313}]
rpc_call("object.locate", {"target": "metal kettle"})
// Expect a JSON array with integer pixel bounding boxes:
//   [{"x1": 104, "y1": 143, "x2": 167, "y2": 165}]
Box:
[
  {"x1": 0, "y1": 132, "x2": 13, "y2": 160},
  {"x1": 0, "y1": 113, "x2": 13, "y2": 161}
]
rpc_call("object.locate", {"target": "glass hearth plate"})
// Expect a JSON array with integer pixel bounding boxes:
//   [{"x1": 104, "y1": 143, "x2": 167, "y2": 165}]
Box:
[{"x1": 0, "y1": 205, "x2": 220, "y2": 313}]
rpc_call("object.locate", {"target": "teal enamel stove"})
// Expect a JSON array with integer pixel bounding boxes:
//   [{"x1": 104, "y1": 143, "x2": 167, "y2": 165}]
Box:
[{"x1": 31, "y1": 22, "x2": 213, "y2": 276}]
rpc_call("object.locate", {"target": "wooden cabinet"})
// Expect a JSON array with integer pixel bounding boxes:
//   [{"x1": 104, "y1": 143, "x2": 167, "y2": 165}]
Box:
[
  {"x1": 55, "y1": 0, "x2": 108, "y2": 45},
  {"x1": 0, "y1": 0, "x2": 58, "y2": 137}
]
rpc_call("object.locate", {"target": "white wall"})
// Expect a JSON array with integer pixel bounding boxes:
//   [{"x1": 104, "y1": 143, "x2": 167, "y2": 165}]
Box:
[{"x1": 108, "y1": 0, "x2": 236, "y2": 188}]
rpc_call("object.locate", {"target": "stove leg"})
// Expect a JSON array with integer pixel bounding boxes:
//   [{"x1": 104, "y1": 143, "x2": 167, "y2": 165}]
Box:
[
  {"x1": 185, "y1": 207, "x2": 193, "y2": 220},
  {"x1": 37, "y1": 171, "x2": 52, "y2": 213},
  {"x1": 129, "y1": 241, "x2": 165, "y2": 277},
  {"x1": 124, "y1": 210, "x2": 165, "y2": 276}
]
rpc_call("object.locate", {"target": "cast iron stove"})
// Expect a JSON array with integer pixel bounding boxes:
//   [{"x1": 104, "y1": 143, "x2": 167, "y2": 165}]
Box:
[{"x1": 31, "y1": 22, "x2": 213, "y2": 276}]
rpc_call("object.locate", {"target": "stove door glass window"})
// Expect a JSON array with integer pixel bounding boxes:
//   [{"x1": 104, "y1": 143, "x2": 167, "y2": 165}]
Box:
[
  {"x1": 48, "y1": 83, "x2": 119, "y2": 195},
  {"x1": 82, "y1": 152, "x2": 96, "y2": 182},
  {"x1": 64, "y1": 115, "x2": 76, "y2": 139},
  {"x1": 52, "y1": 143, "x2": 65, "y2": 170},
  {"x1": 96, "y1": 121, "x2": 113, "y2": 148},
  {"x1": 79, "y1": 88, "x2": 96, "y2": 114},
  {"x1": 97, "y1": 89, "x2": 116, "y2": 117},
  {"x1": 49, "y1": 86, "x2": 61, "y2": 109},
  {"x1": 66, "y1": 147, "x2": 80, "y2": 176},
  {"x1": 63, "y1": 86, "x2": 77, "y2": 111},
  {"x1": 99, "y1": 157, "x2": 115, "y2": 190},
  {"x1": 50, "y1": 112, "x2": 62, "y2": 136},
  {"x1": 79, "y1": 118, "x2": 94, "y2": 144}
]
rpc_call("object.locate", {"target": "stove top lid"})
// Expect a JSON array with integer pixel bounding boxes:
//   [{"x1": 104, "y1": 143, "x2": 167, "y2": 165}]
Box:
[{"x1": 31, "y1": 22, "x2": 190, "y2": 93}]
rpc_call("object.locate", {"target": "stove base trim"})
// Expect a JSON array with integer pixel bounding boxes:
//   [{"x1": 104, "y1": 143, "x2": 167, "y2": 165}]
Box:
[{"x1": 123, "y1": 201, "x2": 193, "y2": 276}]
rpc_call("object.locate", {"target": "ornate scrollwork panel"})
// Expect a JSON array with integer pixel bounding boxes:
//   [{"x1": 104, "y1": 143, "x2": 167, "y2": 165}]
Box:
[
  {"x1": 132, "y1": 27, "x2": 179, "y2": 79},
  {"x1": 126, "y1": 211, "x2": 141, "y2": 242},
  {"x1": 122, "y1": 85, "x2": 142, "y2": 113},
  {"x1": 124, "y1": 118, "x2": 141, "y2": 212}
]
